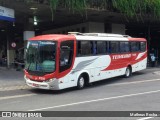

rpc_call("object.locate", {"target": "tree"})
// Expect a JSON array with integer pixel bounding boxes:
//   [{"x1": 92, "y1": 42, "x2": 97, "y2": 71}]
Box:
[{"x1": 23, "y1": 0, "x2": 160, "y2": 21}]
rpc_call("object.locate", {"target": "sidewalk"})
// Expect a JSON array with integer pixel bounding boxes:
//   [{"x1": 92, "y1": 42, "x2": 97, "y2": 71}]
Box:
[{"x1": 0, "y1": 67, "x2": 25, "y2": 87}]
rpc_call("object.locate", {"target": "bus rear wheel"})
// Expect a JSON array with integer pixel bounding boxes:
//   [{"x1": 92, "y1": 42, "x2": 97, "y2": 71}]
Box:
[
  {"x1": 77, "y1": 75, "x2": 85, "y2": 89},
  {"x1": 125, "y1": 67, "x2": 132, "y2": 78}
]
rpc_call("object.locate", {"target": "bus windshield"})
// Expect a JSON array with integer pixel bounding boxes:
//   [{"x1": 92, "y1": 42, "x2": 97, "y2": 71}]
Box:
[{"x1": 25, "y1": 41, "x2": 56, "y2": 74}]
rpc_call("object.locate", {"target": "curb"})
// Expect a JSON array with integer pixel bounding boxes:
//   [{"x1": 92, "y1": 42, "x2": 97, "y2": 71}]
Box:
[{"x1": 0, "y1": 85, "x2": 30, "y2": 91}]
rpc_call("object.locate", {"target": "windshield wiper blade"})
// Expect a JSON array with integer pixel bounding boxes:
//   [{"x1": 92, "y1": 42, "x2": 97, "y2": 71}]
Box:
[{"x1": 27, "y1": 63, "x2": 31, "y2": 70}]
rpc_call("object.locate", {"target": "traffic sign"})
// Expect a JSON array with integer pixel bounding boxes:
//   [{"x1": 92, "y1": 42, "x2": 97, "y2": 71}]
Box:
[{"x1": 11, "y1": 42, "x2": 16, "y2": 48}]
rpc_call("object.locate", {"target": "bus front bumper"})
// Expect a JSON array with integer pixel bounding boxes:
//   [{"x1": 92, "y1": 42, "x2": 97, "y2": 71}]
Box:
[{"x1": 24, "y1": 76, "x2": 60, "y2": 90}]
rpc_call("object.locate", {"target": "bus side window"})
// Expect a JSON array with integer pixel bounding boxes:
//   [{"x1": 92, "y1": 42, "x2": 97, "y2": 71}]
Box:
[
  {"x1": 131, "y1": 42, "x2": 140, "y2": 52},
  {"x1": 140, "y1": 42, "x2": 146, "y2": 52},
  {"x1": 108, "y1": 42, "x2": 111, "y2": 54},
  {"x1": 59, "y1": 40, "x2": 74, "y2": 73},
  {"x1": 97, "y1": 41, "x2": 106, "y2": 54},
  {"x1": 110, "y1": 41, "x2": 119, "y2": 54},
  {"x1": 92, "y1": 41, "x2": 97, "y2": 55},
  {"x1": 106, "y1": 42, "x2": 109, "y2": 54},
  {"x1": 77, "y1": 41, "x2": 81, "y2": 56},
  {"x1": 78, "y1": 41, "x2": 92, "y2": 56},
  {"x1": 120, "y1": 42, "x2": 130, "y2": 53}
]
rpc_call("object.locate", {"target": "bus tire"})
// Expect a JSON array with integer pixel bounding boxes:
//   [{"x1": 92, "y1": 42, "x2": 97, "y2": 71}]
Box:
[
  {"x1": 125, "y1": 67, "x2": 132, "y2": 78},
  {"x1": 77, "y1": 75, "x2": 85, "y2": 89}
]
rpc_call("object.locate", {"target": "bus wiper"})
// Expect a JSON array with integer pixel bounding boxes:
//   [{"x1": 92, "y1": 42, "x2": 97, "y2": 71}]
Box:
[{"x1": 27, "y1": 63, "x2": 31, "y2": 70}]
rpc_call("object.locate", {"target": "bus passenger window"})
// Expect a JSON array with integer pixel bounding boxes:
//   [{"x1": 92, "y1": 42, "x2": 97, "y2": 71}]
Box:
[
  {"x1": 77, "y1": 41, "x2": 81, "y2": 56},
  {"x1": 80, "y1": 41, "x2": 91, "y2": 56},
  {"x1": 97, "y1": 41, "x2": 106, "y2": 54},
  {"x1": 110, "y1": 41, "x2": 119, "y2": 54},
  {"x1": 92, "y1": 41, "x2": 97, "y2": 55},
  {"x1": 120, "y1": 42, "x2": 130, "y2": 53},
  {"x1": 140, "y1": 42, "x2": 146, "y2": 52},
  {"x1": 131, "y1": 42, "x2": 140, "y2": 52}
]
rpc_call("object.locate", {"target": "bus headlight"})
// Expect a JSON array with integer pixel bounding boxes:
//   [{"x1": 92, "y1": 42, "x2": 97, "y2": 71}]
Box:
[{"x1": 44, "y1": 78, "x2": 56, "y2": 83}]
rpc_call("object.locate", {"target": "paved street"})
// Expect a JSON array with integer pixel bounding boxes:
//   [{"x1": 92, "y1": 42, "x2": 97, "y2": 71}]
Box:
[
  {"x1": 0, "y1": 67, "x2": 28, "y2": 92},
  {"x1": 0, "y1": 67, "x2": 160, "y2": 120}
]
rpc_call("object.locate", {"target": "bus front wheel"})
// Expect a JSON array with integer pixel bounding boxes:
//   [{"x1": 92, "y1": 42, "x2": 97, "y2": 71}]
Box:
[
  {"x1": 77, "y1": 75, "x2": 85, "y2": 89},
  {"x1": 125, "y1": 67, "x2": 132, "y2": 78}
]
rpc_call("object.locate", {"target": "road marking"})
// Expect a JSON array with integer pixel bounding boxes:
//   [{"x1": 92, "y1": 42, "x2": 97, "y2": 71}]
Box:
[
  {"x1": 0, "y1": 101, "x2": 23, "y2": 107},
  {"x1": 137, "y1": 117, "x2": 154, "y2": 120},
  {"x1": 107, "y1": 79, "x2": 160, "y2": 87},
  {"x1": 153, "y1": 71, "x2": 160, "y2": 75},
  {"x1": 29, "y1": 89, "x2": 160, "y2": 111},
  {"x1": 0, "y1": 85, "x2": 30, "y2": 91},
  {"x1": 0, "y1": 94, "x2": 36, "y2": 100}
]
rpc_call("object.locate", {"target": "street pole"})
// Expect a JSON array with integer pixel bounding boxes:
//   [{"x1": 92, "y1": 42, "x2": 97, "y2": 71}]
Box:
[
  {"x1": 7, "y1": 36, "x2": 10, "y2": 69},
  {"x1": 147, "y1": 25, "x2": 151, "y2": 51}
]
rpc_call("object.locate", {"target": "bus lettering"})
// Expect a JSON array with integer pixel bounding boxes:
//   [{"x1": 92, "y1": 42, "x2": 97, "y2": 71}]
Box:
[{"x1": 112, "y1": 54, "x2": 131, "y2": 60}]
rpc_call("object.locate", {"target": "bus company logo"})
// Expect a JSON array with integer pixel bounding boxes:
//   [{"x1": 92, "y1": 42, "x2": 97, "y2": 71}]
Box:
[{"x1": 112, "y1": 54, "x2": 131, "y2": 60}]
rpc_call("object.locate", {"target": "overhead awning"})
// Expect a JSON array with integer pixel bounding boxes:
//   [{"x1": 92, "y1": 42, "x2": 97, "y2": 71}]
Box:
[{"x1": 0, "y1": 6, "x2": 15, "y2": 22}]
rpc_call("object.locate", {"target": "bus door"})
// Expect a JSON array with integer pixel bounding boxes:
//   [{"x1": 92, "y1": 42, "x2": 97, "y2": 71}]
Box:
[
  {"x1": 130, "y1": 42, "x2": 141, "y2": 71},
  {"x1": 59, "y1": 40, "x2": 75, "y2": 83}
]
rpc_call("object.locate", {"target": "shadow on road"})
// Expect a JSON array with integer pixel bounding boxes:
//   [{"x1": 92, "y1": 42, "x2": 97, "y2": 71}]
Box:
[{"x1": 29, "y1": 71, "x2": 146, "y2": 95}]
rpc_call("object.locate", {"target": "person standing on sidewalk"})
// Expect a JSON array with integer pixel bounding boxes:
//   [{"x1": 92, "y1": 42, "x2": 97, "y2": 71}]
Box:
[
  {"x1": 150, "y1": 53, "x2": 156, "y2": 67},
  {"x1": 150, "y1": 48, "x2": 156, "y2": 67}
]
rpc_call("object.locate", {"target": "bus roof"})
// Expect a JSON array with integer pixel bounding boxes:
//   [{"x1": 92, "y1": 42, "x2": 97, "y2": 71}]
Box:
[
  {"x1": 28, "y1": 33, "x2": 146, "y2": 42},
  {"x1": 29, "y1": 34, "x2": 76, "y2": 41}
]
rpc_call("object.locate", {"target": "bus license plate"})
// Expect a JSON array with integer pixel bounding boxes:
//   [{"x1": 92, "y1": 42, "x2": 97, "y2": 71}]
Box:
[{"x1": 32, "y1": 83, "x2": 39, "y2": 87}]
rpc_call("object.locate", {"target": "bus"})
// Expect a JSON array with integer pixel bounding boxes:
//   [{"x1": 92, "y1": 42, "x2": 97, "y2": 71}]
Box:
[{"x1": 24, "y1": 33, "x2": 147, "y2": 90}]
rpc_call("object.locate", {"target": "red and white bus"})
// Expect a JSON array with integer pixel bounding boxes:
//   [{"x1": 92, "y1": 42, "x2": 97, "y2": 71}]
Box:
[{"x1": 24, "y1": 33, "x2": 147, "y2": 90}]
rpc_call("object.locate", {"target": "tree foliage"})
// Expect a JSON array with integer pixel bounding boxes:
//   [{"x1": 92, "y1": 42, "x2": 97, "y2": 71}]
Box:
[
  {"x1": 23, "y1": 0, "x2": 160, "y2": 20},
  {"x1": 112, "y1": 0, "x2": 160, "y2": 18}
]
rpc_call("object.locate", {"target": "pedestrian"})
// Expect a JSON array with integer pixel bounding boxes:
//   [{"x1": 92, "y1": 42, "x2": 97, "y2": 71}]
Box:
[
  {"x1": 149, "y1": 48, "x2": 156, "y2": 67},
  {"x1": 150, "y1": 53, "x2": 156, "y2": 67}
]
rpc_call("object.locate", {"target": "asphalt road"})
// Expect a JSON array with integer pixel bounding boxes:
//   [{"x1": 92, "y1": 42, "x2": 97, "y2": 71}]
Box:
[{"x1": 0, "y1": 68, "x2": 160, "y2": 120}]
